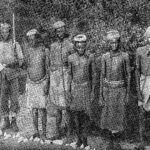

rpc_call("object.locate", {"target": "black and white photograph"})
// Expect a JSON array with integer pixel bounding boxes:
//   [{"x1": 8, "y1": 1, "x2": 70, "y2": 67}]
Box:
[{"x1": 0, "y1": 0, "x2": 150, "y2": 149}]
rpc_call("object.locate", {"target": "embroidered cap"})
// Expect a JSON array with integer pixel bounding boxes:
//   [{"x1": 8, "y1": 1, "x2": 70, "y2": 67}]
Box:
[
  {"x1": 53, "y1": 21, "x2": 65, "y2": 29},
  {"x1": 26, "y1": 29, "x2": 38, "y2": 36},
  {"x1": 73, "y1": 34, "x2": 87, "y2": 42},
  {"x1": 106, "y1": 30, "x2": 120, "y2": 41}
]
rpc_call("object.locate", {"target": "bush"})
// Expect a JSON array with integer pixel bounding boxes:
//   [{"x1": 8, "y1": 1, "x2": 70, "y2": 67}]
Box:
[{"x1": 0, "y1": 0, "x2": 149, "y2": 54}]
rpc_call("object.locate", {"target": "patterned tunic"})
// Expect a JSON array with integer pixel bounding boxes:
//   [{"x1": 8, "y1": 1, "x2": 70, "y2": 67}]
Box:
[
  {"x1": 68, "y1": 53, "x2": 96, "y2": 117},
  {"x1": 49, "y1": 39, "x2": 74, "y2": 109},
  {"x1": 0, "y1": 40, "x2": 23, "y2": 115},
  {"x1": 136, "y1": 46, "x2": 150, "y2": 76},
  {"x1": 0, "y1": 40, "x2": 23, "y2": 80},
  {"x1": 136, "y1": 46, "x2": 150, "y2": 110},
  {"x1": 100, "y1": 51, "x2": 130, "y2": 132}
]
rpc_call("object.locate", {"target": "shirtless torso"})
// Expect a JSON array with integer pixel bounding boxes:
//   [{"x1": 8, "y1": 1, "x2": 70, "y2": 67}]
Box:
[{"x1": 27, "y1": 46, "x2": 48, "y2": 82}]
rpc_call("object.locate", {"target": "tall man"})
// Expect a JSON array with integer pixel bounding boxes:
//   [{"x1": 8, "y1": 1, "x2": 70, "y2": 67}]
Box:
[
  {"x1": 0, "y1": 23, "x2": 23, "y2": 132},
  {"x1": 100, "y1": 30, "x2": 130, "y2": 146},
  {"x1": 136, "y1": 26, "x2": 150, "y2": 144},
  {"x1": 25, "y1": 29, "x2": 49, "y2": 141},
  {"x1": 49, "y1": 21, "x2": 74, "y2": 140},
  {"x1": 67, "y1": 34, "x2": 96, "y2": 148},
  {"x1": 125, "y1": 29, "x2": 145, "y2": 141}
]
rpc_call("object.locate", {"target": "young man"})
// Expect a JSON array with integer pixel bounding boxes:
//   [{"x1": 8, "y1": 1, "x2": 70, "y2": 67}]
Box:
[
  {"x1": 125, "y1": 29, "x2": 145, "y2": 141},
  {"x1": 49, "y1": 21, "x2": 74, "y2": 140},
  {"x1": 100, "y1": 30, "x2": 130, "y2": 146},
  {"x1": 0, "y1": 23, "x2": 23, "y2": 133},
  {"x1": 25, "y1": 29, "x2": 49, "y2": 141},
  {"x1": 136, "y1": 26, "x2": 150, "y2": 145},
  {"x1": 67, "y1": 34, "x2": 96, "y2": 149}
]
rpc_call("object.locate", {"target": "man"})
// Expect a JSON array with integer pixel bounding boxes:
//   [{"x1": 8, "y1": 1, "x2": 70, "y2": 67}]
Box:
[
  {"x1": 49, "y1": 21, "x2": 74, "y2": 140},
  {"x1": 125, "y1": 29, "x2": 145, "y2": 141},
  {"x1": 136, "y1": 26, "x2": 150, "y2": 144},
  {"x1": 67, "y1": 34, "x2": 96, "y2": 149},
  {"x1": 25, "y1": 29, "x2": 49, "y2": 141},
  {"x1": 0, "y1": 23, "x2": 23, "y2": 132},
  {"x1": 100, "y1": 30, "x2": 130, "y2": 146}
]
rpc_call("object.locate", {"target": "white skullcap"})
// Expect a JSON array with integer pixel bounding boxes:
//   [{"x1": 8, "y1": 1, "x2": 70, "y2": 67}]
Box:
[
  {"x1": 0, "y1": 23, "x2": 11, "y2": 32},
  {"x1": 73, "y1": 34, "x2": 87, "y2": 42},
  {"x1": 144, "y1": 26, "x2": 150, "y2": 38},
  {"x1": 107, "y1": 30, "x2": 120, "y2": 41},
  {"x1": 26, "y1": 29, "x2": 38, "y2": 36},
  {"x1": 53, "y1": 21, "x2": 65, "y2": 29}
]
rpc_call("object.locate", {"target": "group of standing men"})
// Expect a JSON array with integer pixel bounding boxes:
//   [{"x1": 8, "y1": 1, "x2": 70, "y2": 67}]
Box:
[{"x1": 0, "y1": 20, "x2": 150, "y2": 149}]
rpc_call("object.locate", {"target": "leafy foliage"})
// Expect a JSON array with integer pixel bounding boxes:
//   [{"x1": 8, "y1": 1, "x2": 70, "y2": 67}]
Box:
[{"x1": 0, "y1": 0, "x2": 150, "y2": 53}]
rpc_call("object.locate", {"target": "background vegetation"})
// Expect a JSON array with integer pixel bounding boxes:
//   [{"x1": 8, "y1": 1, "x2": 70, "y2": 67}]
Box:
[{"x1": 0, "y1": 0, "x2": 150, "y2": 53}]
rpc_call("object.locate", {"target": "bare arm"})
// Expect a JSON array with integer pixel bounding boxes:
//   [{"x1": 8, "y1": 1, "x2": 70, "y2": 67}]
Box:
[
  {"x1": 45, "y1": 48, "x2": 50, "y2": 76},
  {"x1": 67, "y1": 57, "x2": 73, "y2": 93},
  {"x1": 67, "y1": 56, "x2": 73, "y2": 106},
  {"x1": 99, "y1": 55, "x2": 105, "y2": 105},
  {"x1": 44, "y1": 48, "x2": 50, "y2": 96},
  {"x1": 125, "y1": 54, "x2": 131, "y2": 98},
  {"x1": 135, "y1": 53, "x2": 143, "y2": 102},
  {"x1": 91, "y1": 54, "x2": 97, "y2": 92},
  {"x1": 16, "y1": 42, "x2": 24, "y2": 66}
]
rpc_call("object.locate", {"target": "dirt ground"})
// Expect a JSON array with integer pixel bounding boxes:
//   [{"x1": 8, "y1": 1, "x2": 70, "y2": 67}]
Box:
[{"x1": 0, "y1": 94, "x2": 147, "y2": 150}]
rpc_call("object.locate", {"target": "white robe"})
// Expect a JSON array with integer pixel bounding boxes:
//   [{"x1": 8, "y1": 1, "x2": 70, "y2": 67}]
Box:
[{"x1": 139, "y1": 75, "x2": 150, "y2": 111}]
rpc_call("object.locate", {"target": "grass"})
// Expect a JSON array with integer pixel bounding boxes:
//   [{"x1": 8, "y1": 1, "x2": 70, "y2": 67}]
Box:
[{"x1": 0, "y1": 94, "x2": 141, "y2": 149}]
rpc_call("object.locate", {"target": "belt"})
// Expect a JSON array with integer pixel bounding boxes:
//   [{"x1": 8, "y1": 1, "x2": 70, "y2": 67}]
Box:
[
  {"x1": 103, "y1": 79, "x2": 125, "y2": 88},
  {"x1": 50, "y1": 65, "x2": 67, "y2": 72},
  {"x1": 27, "y1": 75, "x2": 47, "y2": 84}
]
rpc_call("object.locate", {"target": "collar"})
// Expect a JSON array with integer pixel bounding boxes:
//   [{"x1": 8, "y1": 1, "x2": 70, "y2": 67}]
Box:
[{"x1": 110, "y1": 51, "x2": 121, "y2": 57}]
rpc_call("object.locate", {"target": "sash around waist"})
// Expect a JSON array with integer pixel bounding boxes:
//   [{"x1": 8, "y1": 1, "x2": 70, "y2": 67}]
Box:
[
  {"x1": 27, "y1": 75, "x2": 47, "y2": 84},
  {"x1": 50, "y1": 65, "x2": 67, "y2": 72},
  {"x1": 103, "y1": 79, "x2": 125, "y2": 88},
  {"x1": 72, "y1": 80, "x2": 89, "y2": 86}
]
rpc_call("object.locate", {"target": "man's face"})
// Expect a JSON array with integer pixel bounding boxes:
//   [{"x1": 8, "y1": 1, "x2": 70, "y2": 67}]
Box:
[
  {"x1": 28, "y1": 34, "x2": 36, "y2": 46},
  {"x1": 136, "y1": 32, "x2": 141, "y2": 41},
  {"x1": 110, "y1": 39, "x2": 118, "y2": 51},
  {"x1": 1, "y1": 30, "x2": 10, "y2": 41},
  {"x1": 75, "y1": 42, "x2": 86, "y2": 55},
  {"x1": 56, "y1": 27, "x2": 65, "y2": 39}
]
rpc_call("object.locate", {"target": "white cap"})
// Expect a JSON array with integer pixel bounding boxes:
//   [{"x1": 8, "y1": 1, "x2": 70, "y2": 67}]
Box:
[
  {"x1": 106, "y1": 30, "x2": 120, "y2": 41},
  {"x1": 26, "y1": 29, "x2": 38, "y2": 36},
  {"x1": 53, "y1": 21, "x2": 65, "y2": 29},
  {"x1": 73, "y1": 34, "x2": 87, "y2": 42}
]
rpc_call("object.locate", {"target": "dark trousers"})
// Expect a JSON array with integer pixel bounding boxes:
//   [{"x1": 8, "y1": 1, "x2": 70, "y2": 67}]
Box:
[
  {"x1": 65, "y1": 109, "x2": 75, "y2": 134},
  {"x1": 0, "y1": 76, "x2": 19, "y2": 116},
  {"x1": 55, "y1": 108, "x2": 75, "y2": 135},
  {"x1": 73, "y1": 110, "x2": 89, "y2": 143}
]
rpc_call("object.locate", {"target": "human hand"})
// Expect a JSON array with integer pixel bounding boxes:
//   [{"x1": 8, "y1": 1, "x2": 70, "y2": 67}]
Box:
[{"x1": 43, "y1": 84, "x2": 49, "y2": 96}]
